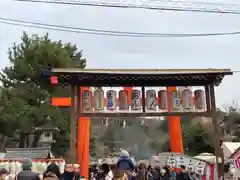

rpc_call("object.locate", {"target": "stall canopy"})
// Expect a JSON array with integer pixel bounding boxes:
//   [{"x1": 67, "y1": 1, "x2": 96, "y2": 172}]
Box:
[
  {"x1": 222, "y1": 142, "x2": 240, "y2": 159},
  {"x1": 194, "y1": 153, "x2": 216, "y2": 164},
  {"x1": 4, "y1": 147, "x2": 54, "y2": 160}
]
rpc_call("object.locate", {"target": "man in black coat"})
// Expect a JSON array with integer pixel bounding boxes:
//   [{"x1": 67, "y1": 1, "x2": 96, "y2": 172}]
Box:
[{"x1": 16, "y1": 158, "x2": 40, "y2": 180}]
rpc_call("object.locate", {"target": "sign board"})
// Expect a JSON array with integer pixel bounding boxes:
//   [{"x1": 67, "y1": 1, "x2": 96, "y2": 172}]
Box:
[
  {"x1": 167, "y1": 154, "x2": 177, "y2": 167},
  {"x1": 194, "y1": 161, "x2": 206, "y2": 175},
  {"x1": 176, "y1": 155, "x2": 186, "y2": 168}
]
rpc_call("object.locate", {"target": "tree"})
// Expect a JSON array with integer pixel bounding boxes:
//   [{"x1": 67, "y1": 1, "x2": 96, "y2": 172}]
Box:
[{"x1": 0, "y1": 32, "x2": 86, "y2": 155}]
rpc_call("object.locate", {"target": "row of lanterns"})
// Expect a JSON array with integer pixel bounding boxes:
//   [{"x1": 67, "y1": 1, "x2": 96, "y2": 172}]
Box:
[{"x1": 83, "y1": 89, "x2": 205, "y2": 111}]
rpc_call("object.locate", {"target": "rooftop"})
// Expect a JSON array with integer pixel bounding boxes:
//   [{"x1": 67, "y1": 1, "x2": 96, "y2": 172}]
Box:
[
  {"x1": 4, "y1": 147, "x2": 53, "y2": 160},
  {"x1": 41, "y1": 68, "x2": 233, "y2": 86}
]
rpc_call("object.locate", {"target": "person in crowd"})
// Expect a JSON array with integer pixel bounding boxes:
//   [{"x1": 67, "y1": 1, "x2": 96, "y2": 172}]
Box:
[
  {"x1": 90, "y1": 164, "x2": 99, "y2": 180},
  {"x1": 43, "y1": 163, "x2": 61, "y2": 180},
  {"x1": 133, "y1": 163, "x2": 146, "y2": 180},
  {"x1": 146, "y1": 165, "x2": 153, "y2": 180},
  {"x1": 188, "y1": 172, "x2": 199, "y2": 180},
  {"x1": 100, "y1": 163, "x2": 113, "y2": 180},
  {"x1": 110, "y1": 164, "x2": 117, "y2": 177},
  {"x1": 16, "y1": 158, "x2": 40, "y2": 180},
  {"x1": 176, "y1": 165, "x2": 190, "y2": 180},
  {"x1": 89, "y1": 167, "x2": 94, "y2": 180},
  {"x1": 60, "y1": 164, "x2": 74, "y2": 180},
  {"x1": 0, "y1": 168, "x2": 8, "y2": 180},
  {"x1": 151, "y1": 166, "x2": 161, "y2": 180},
  {"x1": 159, "y1": 167, "x2": 171, "y2": 180},
  {"x1": 73, "y1": 164, "x2": 81, "y2": 180},
  {"x1": 168, "y1": 167, "x2": 176, "y2": 180},
  {"x1": 116, "y1": 150, "x2": 135, "y2": 172},
  {"x1": 113, "y1": 169, "x2": 128, "y2": 180},
  {"x1": 221, "y1": 163, "x2": 238, "y2": 180}
]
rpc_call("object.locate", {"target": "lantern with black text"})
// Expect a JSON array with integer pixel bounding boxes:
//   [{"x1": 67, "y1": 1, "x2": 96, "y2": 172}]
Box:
[
  {"x1": 131, "y1": 90, "x2": 141, "y2": 110},
  {"x1": 194, "y1": 89, "x2": 205, "y2": 110},
  {"x1": 146, "y1": 90, "x2": 157, "y2": 111},
  {"x1": 107, "y1": 90, "x2": 117, "y2": 110},
  {"x1": 119, "y1": 90, "x2": 128, "y2": 110},
  {"x1": 181, "y1": 88, "x2": 193, "y2": 110},
  {"x1": 83, "y1": 90, "x2": 92, "y2": 111},
  {"x1": 94, "y1": 89, "x2": 104, "y2": 111}
]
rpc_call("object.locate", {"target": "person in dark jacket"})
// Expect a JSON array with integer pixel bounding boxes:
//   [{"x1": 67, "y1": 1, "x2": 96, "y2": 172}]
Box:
[
  {"x1": 160, "y1": 167, "x2": 171, "y2": 180},
  {"x1": 60, "y1": 164, "x2": 74, "y2": 180},
  {"x1": 73, "y1": 164, "x2": 81, "y2": 180},
  {"x1": 116, "y1": 150, "x2": 134, "y2": 171},
  {"x1": 43, "y1": 163, "x2": 61, "y2": 180},
  {"x1": 16, "y1": 158, "x2": 40, "y2": 180},
  {"x1": 151, "y1": 166, "x2": 161, "y2": 180},
  {"x1": 176, "y1": 165, "x2": 190, "y2": 180}
]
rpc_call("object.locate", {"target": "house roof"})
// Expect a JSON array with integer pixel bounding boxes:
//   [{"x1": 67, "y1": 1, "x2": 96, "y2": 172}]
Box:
[
  {"x1": 4, "y1": 147, "x2": 53, "y2": 160},
  {"x1": 41, "y1": 68, "x2": 233, "y2": 87},
  {"x1": 35, "y1": 118, "x2": 59, "y2": 131}
]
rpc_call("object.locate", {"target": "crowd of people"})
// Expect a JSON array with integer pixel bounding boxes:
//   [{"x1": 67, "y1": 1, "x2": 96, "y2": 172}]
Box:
[
  {"x1": 0, "y1": 159, "x2": 83, "y2": 180},
  {"x1": 0, "y1": 150, "x2": 200, "y2": 180}
]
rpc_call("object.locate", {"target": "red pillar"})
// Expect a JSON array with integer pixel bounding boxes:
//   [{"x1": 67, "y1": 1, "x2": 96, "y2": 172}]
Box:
[
  {"x1": 167, "y1": 87, "x2": 184, "y2": 153},
  {"x1": 77, "y1": 87, "x2": 89, "y2": 179}
]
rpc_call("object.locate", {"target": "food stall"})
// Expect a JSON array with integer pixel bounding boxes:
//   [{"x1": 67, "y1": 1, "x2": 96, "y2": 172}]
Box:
[
  {"x1": 0, "y1": 147, "x2": 65, "y2": 178},
  {"x1": 157, "y1": 152, "x2": 216, "y2": 180}
]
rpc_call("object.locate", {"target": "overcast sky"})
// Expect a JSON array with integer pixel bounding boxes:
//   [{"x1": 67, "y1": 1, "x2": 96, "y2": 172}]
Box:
[{"x1": 0, "y1": 0, "x2": 240, "y2": 106}]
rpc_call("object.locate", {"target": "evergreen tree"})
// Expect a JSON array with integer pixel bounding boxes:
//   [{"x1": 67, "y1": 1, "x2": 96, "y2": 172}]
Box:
[{"x1": 0, "y1": 32, "x2": 86, "y2": 155}]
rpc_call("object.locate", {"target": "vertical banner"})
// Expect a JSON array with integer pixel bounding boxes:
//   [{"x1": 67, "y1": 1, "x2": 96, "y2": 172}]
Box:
[{"x1": 167, "y1": 87, "x2": 184, "y2": 153}]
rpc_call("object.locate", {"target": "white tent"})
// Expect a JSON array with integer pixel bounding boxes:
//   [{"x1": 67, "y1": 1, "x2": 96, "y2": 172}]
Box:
[
  {"x1": 194, "y1": 153, "x2": 216, "y2": 164},
  {"x1": 222, "y1": 142, "x2": 240, "y2": 159}
]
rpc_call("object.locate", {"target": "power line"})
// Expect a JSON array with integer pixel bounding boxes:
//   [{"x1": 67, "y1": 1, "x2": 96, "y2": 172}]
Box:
[
  {"x1": 13, "y1": 0, "x2": 240, "y2": 14},
  {"x1": 1, "y1": 17, "x2": 240, "y2": 38},
  {"x1": 0, "y1": 21, "x2": 156, "y2": 37},
  {"x1": 0, "y1": 17, "x2": 191, "y2": 36}
]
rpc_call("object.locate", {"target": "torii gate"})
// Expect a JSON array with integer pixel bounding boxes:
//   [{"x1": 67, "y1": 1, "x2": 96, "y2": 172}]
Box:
[{"x1": 42, "y1": 68, "x2": 233, "y2": 179}]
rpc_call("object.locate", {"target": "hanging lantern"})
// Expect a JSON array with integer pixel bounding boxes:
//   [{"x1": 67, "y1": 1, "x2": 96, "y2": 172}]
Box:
[
  {"x1": 94, "y1": 89, "x2": 104, "y2": 111},
  {"x1": 83, "y1": 90, "x2": 92, "y2": 111},
  {"x1": 194, "y1": 89, "x2": 205, "y2": 110},
  {"x1": 158, "y1": 90, "x2": 168, "y2": 110},
  {"x1": 171, "y1": 90, "x2": 181, "y2": 111},
  {"x1": 131, "y1": 90, "x2": 141, "y2": 110},
  {"x1": 181, "y1": 88, "x2": 193, "y2": 110},
  {"x1": 106, "y1": 90, "x2": 117, "y2": 110},
  {"x1": 119, "y1": 90, "x2": 128, "y2": 110},
  {"x1": 146, "y1": 90, "x2": 157, "y2": 111}
]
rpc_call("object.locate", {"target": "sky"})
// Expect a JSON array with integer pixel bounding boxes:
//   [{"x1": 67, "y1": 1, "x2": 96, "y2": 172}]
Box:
[{"x1": 0, "y1": 0, "x2": 240, "y2": 106}]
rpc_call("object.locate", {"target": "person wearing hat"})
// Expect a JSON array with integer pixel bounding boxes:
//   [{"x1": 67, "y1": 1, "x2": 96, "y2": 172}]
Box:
[
  {"x1": 16, "y1": 158, "x2": 40, "y2": 180},
  {"x1": 116, "y1": 149, "x2": 135, "y2": 180},
  {"x1": 42, "y1": 163, "x2": 61, "y2": 180},
  {"x1": 0, "y1": 168, "x2": 9, "y2": 180},
  {"x1": 116, "y1": 149, "x2": 134, "y2": 172}
]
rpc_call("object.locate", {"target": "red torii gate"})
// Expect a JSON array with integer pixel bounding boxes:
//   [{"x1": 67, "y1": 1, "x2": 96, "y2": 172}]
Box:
[{"x1": 43, "y1": 68, "x2": 233, "y2": 179}]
